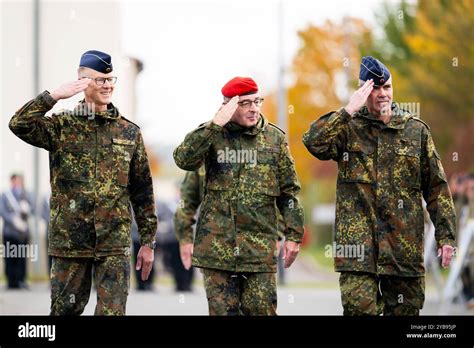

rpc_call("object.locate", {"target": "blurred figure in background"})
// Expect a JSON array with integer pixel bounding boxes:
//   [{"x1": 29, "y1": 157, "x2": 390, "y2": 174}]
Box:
[
  {"x1": 455, "y1": 173, "x2": 474, "y2": 308},
  {"x1": 158, "y1": 193, "x2": 194, "y2": 292},
  {"x1": 132, "y1": 213, "x2": 156, "y2": 291},
  {"x1": 0, "y1": 174, "x2": 33, "y2": 289},
  {"x1": 276, "y1": 218, "x2": 286, "y2": 285},
  {"x1": 450, "y1": 173, "x2": 469, "y2": 240},
  {"x1": 174, "y1": 168, "x2": 206, "y2": 291},
  {"x1": 449, "y1": 173, "x2": 474, "y2": 308},
  {"x1": 41, "y1": 194, "x2": 52, "y2": 272}
]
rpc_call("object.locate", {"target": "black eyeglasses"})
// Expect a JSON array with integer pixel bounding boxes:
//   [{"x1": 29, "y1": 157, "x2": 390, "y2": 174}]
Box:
[
  {"x1": 82, "y1": 76, "x2": 118, "y2": 86},
  {"x1": 237, "y1": 98, "x2": 264, "y2": 108}
]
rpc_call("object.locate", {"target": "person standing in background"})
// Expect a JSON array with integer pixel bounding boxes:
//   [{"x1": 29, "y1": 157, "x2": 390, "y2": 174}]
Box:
[{"x1": 0, "y1": 174, "x2": 33, "y2": 289}]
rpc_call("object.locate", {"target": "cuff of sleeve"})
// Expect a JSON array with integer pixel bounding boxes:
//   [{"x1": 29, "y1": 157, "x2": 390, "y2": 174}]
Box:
[
  {"x1": 437, "y1": 237, "x2": 456, "y2": 249},
  {"x1": 207, "y1": 122, "x2": 223, "y2": 132},
  {"x1": 177, "y1": 230, "x2": 194, "y2": 245},
  {"x1": 197, "y1": 121, "x2": 222, "y2": 139},
  {"x1": 337, "y1": 107, "x2": 352, "y2": 122},
  {"x1": 285, "y1": 229, "x2": 303, "y2": 244},
  {"x1": 39, "y1": 91, "x2": 58, "y2": 109},
  {"x1": 179, "y1": 238, "x2": 194, "y2": 245},
  {"x1": 140, "y1": 235, "x2": 156, "y2": 246}
]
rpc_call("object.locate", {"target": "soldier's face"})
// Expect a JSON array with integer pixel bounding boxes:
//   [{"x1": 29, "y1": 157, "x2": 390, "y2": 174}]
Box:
[
  {"x1": 230, "y1": 93, "x2": 261, "y2": 128},
  {"x1": 366, "y1": 77, "x2": 393, "y2": 116},
  {"x1": 79, "y1": 68, "x2": 115, "y2": 107},
  {"x1": 467, "y1": 179, "x2": 474, "y2": 200},
  {"x1": 10, "y1": 176, "x2": 23, "y2": 189}
]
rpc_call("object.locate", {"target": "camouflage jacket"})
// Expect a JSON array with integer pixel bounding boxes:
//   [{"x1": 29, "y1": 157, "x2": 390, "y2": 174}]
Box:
[
  {"x1": 9, "y1": 91, "x2": 158, "y2": 258},
  {"x1": 303, "y1": 103, "x2": 456, "y2": 276},
  {"x1": 173, "y1": 115, "x2": 304, "y2": 272},
  {"x1": 174, "y1": 166, "x2": 285, "y2": 246},
  {"x1": 174, "y1": 167, "x2": 206, "y2": 245}
]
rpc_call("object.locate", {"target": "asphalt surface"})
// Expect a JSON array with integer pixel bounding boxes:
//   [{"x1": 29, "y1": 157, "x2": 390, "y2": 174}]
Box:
[{"x1": 0, "y1": 255, "x2": 472, "y2": 315}]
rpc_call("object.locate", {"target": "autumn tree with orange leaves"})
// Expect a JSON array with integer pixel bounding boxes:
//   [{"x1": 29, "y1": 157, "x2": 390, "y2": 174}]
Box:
[{"x1": 262, "y1": 17, "x2": 372, "y2": 188}]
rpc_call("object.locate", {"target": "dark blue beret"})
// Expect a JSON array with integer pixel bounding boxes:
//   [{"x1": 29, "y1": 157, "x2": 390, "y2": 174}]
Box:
[
  {"x1": 79, "y1": 50, "x2": 113, "y2": 73},
  {"x1": 359, "y1": 56, "x2": 390, "y2": 86}
]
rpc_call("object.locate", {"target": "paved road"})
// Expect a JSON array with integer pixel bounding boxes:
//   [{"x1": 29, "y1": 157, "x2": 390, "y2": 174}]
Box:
[
  {"x1": 0, "y1": 255, "x2": 472, "y2": 315},
  {"x1": 0, "y1": 282, "x2": 471, "y2": 315}
]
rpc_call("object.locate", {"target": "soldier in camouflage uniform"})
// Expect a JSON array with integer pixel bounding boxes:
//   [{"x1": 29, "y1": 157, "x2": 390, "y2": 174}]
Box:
[
  {"x1": 175, "y1": 167, "x2": 287, "y2": 281},
  {"x1": 303, "y1": 56, "x2": 456, "y2": 315},
  {"x1": 173, "y1": 77, "x2": 304, "y2": 315},
  {"x1": 8, "y1": 50, "x2": 158, "y2": 315},
  {"x1": 174, "y1": 167, "x2": 206, "y2": 271}
]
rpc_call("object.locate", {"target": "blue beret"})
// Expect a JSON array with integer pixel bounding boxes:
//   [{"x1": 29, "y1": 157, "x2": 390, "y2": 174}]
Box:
[
  {"x1": 79, "y1": 50, "x2": 113, "y2": 73},
  {"x1": 359, "y1": 56, "x2": 390, "y2": 86}
]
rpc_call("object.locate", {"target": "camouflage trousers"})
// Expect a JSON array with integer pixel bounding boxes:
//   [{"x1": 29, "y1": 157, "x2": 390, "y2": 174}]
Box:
[
  {"x1": 339, "y1": 271, "x2": 425, "y2": 316},
  {"x1": 50, "y1": 254, "x2": 130, "y2": 316},
  {"x1": 202, "y1": 268, "x2": 277, "y2": 316}
]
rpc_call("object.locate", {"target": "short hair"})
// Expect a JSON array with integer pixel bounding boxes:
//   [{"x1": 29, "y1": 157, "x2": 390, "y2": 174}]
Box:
[
  {"x1": 10, "y1": 173, "x2": 22, "y2": 181},
  {"x1": 77, "y1": 67, "x2": 87, "y2": 77}
]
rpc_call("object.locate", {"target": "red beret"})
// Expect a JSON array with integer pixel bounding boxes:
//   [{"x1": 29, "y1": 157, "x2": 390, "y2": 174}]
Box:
[{"x1": 221, "y1": 77, "x2": 258, "y2": 98}]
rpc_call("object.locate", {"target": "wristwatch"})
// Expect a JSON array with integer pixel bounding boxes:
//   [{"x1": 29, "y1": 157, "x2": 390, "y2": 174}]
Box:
[{"x1": 142, "y1": 241, "x2": 156, "y2": 250}]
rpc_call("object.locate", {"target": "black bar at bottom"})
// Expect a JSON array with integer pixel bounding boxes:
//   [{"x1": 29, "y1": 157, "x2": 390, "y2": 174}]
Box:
[{"x1": 0, "y1": 315, "x2": 472, "y2": 346}]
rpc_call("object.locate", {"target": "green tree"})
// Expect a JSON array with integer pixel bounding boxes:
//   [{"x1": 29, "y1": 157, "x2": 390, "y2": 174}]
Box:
[{"x1": 367, "y1": 0, "x2": 474, "y2": 173}]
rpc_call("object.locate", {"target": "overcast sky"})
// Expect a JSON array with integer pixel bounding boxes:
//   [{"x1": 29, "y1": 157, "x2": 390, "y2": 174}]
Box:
[{"x1": 120, "y1": 0, "x2": 387, "y2": 146}]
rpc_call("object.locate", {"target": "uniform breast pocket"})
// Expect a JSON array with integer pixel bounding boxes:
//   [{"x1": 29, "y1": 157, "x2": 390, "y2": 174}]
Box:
[
  {"x1": 206, "y1": 159, "x2": 233, "y2": 191},
  {"x1": 111, "y1": 138, "x2": 135, "y2": 187},
  {"x1": 57, "y1": 144, "x2": 93, "y2": 183},
  {"x1": 393, "y1": 141, "x2": 421, "y2": 189},
  {"x1": 253, "y1": 147, "x2": 281, "y2": 196},
  {"x1": 340, "y1": 142, "x2": 375, "y2": 183}
]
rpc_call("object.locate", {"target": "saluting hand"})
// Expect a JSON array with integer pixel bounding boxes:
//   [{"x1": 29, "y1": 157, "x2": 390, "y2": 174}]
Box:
[
  {"x1": 50, "y1": 79, "x2": 91, "y2": 101},
  {"x1": 345, "y1": 79, "x2": 374, "y2": 115},
  {"x1": 212, "y1": 96, "x2": 239, "y2": 127}
]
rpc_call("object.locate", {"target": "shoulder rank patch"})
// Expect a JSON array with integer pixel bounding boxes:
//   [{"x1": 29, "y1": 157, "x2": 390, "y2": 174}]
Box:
[
  {"x1": 268, "y1": 122, "x2": 286, "y2": 134},
  {"x1": 120, "y1": 115, "x2": 140, "y2": 129},
  {"x1": 410, "y1": 116, "x2": 430, "y2": 131}
]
